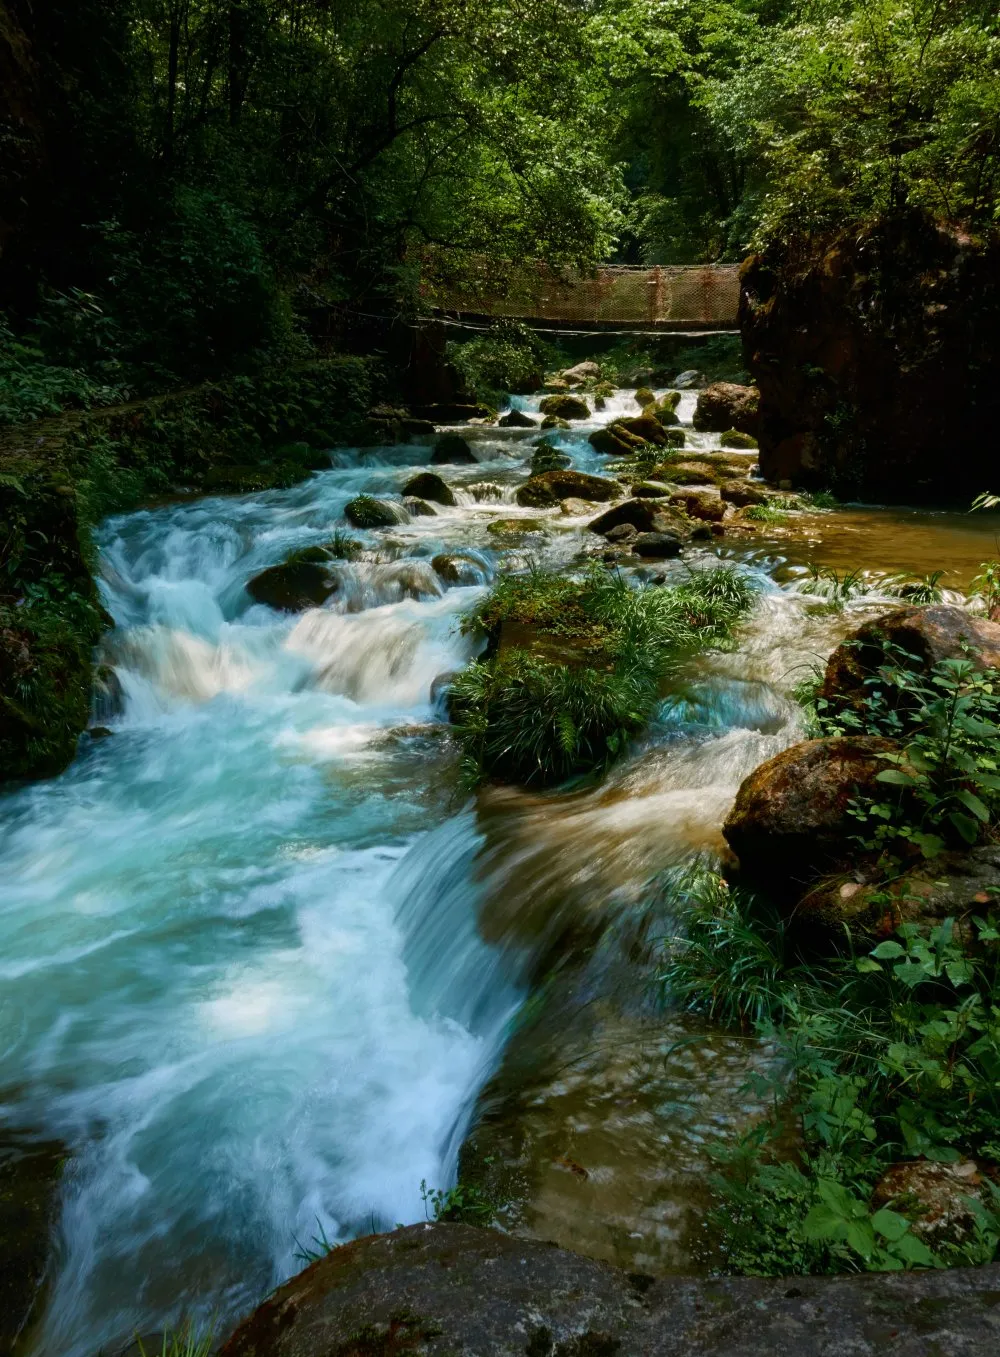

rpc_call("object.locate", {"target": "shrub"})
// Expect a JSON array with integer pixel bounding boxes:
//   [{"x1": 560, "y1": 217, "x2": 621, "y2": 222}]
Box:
[
  {"x1": 447, "y1": 321, "x2": 556, "y2": 402},
  {"x1": 450, "y1": 566, "x2": 757, "y2": 785}
]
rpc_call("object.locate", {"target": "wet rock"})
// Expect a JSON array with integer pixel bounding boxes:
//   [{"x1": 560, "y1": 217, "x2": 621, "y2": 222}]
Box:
[
  {"x1": 431, "y1": 433, "x2": 476, "y2": 464},
  {"x1": 404, "y1": 497, "x2": 438, "y2": 517},
  {"x1": 0, "y1": 1134, "x2": 67, "y2": 1353},
  {"x1": 92, "y1": 664, "x2": 125, "y2": 724},
  {"x1": 673, "y1": 369, "x2": 705, "y2": 389},
  {"x1": 872, "y1": 1160, "x2": 992, "y2": 1249},
  {"x1": 723, "y1": 736, "x2": 901, "y2": 904},
  {"x1": 410, "y1": 403, "x2": 493, "y2": 423},
  {"x1": 562, "y1": 360, "x2": 601, "y2": 384},
  {"x1": 516, "y1": 471, "x2": 620, "y2": 508},
  {"x1": 635, "y1": 386, "x2": 656, "y2": 407},
  {"x1": 543, "y1": 377, "x2": 570, "y2": 393},
  {"x1": 652, "y1": 399, "x2": 681, "y2": 428},
  {"x1": 633, "y1": 532, "x2": 684, "y2": 559},
  {"x1": 539, "y1": 394, "x2": 591, "y2": 421},
  {"x1": 498, "y1": 409, "x2": 537, "y2": 428},
  {"x1": 432, "y1": 554, "x2": 485, "y2": 586},
  {"x1": 662, "y1": 427, "x2": 686, "y2": 448},
  {"x1": 720, "y1": 480, "x2": 771, "y2": 507},
  {"x1": 589, "y1": 500, "x2": 691, "y2": 538},
  {"x1": 247, "y1": 548, "x2": 340, "y2": 612},
  {"x1": 468, "y1": 482, "x2": 505, "y2": 503},
  {"x1": 605, "y1": 523, "x2": 638, "y2": 544},
  {"x1": 588, "y1": 426, "x2": 640, "y2": 457},
  {"x1": 720, "y1": 429, "x2": 759, "y2": 449},
  {"x1": 668, "y1": 490, "x2": 726, "y2": 523},
  {"x1": 217, "y1": 1220, "x2": 1000, "y2": 1357},
  {"x1": 821, "y1": 605, "x2": 1000, "y2": 713},
  {"x1": 402, "y1": 472, "x2": 457, "y2": 506},
  {"x1": 530, "y1": 442, "x2": 572, "y2": 475},
  {"x1": 344, "y1": 495, "x2": 407, "y2": 529},
  {"x1": 614, "y1": 414, "x2": 669, "y2": 446},
  {"x1": 430, "y1": 671, "x2": 460, "y2": 708},
  {"x1": 559, "y1": 498, "x2": 594, "y2": 517},
  {"x1": 541, "y1": 415, "x2": 572, "y2": 430},
  {"x1": 631, "y1": 481, "x2": 672, "y2": 499},
  {"x1": 693, "y1": 383, "x2": 760, "y2": 436}
]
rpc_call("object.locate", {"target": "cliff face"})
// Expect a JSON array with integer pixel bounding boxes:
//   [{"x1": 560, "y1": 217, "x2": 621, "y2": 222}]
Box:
[{"x1": 741, "y1": 216, "x2": 1000, "y2": 503}]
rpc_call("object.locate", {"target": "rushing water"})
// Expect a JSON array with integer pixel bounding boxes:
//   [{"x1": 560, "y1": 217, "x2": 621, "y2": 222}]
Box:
[{"x1": 2, "y1": 385, "x2": 1000, "y2": 1353}]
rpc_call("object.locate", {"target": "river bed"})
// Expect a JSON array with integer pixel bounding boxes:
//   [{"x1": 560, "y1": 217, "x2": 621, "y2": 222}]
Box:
[{"x1": 1, "y1": 389, "x2": 999, "y2": 1353}]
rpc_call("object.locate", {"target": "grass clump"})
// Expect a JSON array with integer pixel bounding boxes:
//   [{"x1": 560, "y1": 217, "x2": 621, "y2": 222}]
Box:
[
  {"x1": 660, "y1": 867, "x2": 1000, "y2": 1275},
  {"x1": 449, "y1": 565, "x2": 757, "y2": 786},
  {"x1": 742, "y1": 503, "x2": 789, "y2": 524}
]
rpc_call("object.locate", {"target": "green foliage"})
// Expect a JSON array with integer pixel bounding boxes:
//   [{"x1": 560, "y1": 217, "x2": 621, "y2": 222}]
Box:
[
  {"x1": 0, "y1": 315, "x2": 127, "y2": 427},
  {"x1": 886, "y1": 570, "x2": 946, "y2": 604},
  {"x1": 447, "y1": 322, "x2": 555, "y2": 403},
  {"x1": 451, "y1": 565, "x2": 757, "y2": 785},
  {"x1": 420, "y1": 1178, "x2": 495, "y2": 1226},
  {"x1": 660, "y1": 870, "x2": 1000, "y2": 1274},
  {"x1": 136, "y1": 1323, "x2": 214, "y2": 1357},
  {"x1": 797, "y1": 564, "x2": 870, "y2": 602},
  {"x1": 741, "y1": 503, "x2": 787, "y2": 524}
]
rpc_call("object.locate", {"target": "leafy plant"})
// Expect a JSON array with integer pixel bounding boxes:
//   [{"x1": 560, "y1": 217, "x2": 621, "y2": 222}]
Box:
[
  {"x1": 420, "y1": 1178, "x2": 494, "y2": 1226},
  {"x1": 798, "y1": 564, "x2": 870, "y2": 602},
  {"x1": 136, "y1": 1322, "x2": 214, "y2": 1357},
  {"x1": 741, "y1": 503, "x2": 788, "y2": 525}
]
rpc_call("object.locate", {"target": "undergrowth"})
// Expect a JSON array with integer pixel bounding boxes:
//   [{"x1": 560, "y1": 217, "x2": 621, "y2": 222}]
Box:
[
  {"x1": 660, "y1": 867, "x2": 1000, "y2": 1275},
  {"x1": 449, "y1": 565, "x2": 757, "y2": 786}
]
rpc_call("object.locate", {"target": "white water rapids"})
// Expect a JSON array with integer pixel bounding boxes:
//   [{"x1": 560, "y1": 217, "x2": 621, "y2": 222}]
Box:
[{"x1": 0, "y1": 386, "x2": 893, "y2": 1353}]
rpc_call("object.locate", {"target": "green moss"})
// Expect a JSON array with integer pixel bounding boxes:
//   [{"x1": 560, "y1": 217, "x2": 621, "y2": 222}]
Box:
[{"x1": 720, "y1": 429, "x2": 758, "y2": 449}]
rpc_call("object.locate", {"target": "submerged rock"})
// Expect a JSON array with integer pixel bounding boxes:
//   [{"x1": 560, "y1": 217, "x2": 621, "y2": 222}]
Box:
[
  {"x1": 432, "y1": 554, "x2": 486, "y2": 585},
  {"x1": 217, "y1": 1220, "x2": 1000, "y2": 1357},
  {"x1": 723, "y1": 736, "x2": 900, "y2": 904},
  {"x1": 246, "y1": 549, "x2": 340, "y2": 611},
  {"x1": 344, "y1": 495, "x2": 407, "y2": 528},
  {"x1": 538, "y1": 393, "x2": 591, "y2": 421},
  {"x1": 402, "y1": 472, "x2": 456, "y2": 506},
  {"x1": 516, "y1": 470, "x2": 620, "y2": 508},
  {"x1": 633, "y1": 531, "x2": 684, "y2": 559},
  {"x1": 404, "y1": 496, "x2": 438, "y2": 517},
  {"x1": 431, "y1": 433, "x2": 476, "y2": 465},
  {"x1": 693, "y1": 383, "x2": 760, "y2": 436}
]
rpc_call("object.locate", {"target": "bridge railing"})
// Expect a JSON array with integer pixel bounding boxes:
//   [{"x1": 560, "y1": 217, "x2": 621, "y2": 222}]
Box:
[{"x1": 420, "y1": 256, "x2": 740, "y2": 330}]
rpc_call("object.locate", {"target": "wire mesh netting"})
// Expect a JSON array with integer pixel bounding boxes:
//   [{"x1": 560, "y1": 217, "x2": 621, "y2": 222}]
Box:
[{"x1": 421, "y1": 256, "x2": 741, "y2": 327}]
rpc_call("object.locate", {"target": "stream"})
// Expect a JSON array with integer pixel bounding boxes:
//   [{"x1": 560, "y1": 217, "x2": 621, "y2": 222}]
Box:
[{"x1": 2, "y1": 388, "x2": 999, "y2": 1354}]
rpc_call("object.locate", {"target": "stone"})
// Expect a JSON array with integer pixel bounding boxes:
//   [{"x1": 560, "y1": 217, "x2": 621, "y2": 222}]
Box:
[
  {"x1": 430, "y1": 671, "x2": 460, "y2": 707},
  {"x1": 872, "y1": 1160, "x2": 991, "y2": 1249},
  {"x1": 559, "y1": 498, "x2": 594, "y2": 516},
  {"x1": 821, "y1": 605, "x2": 1000, "y2": 713},
  {"x1": 217, "y1": 1221, "x2": 1000, "y2": 1357},
  {"x1": 633, "y1": 532, "x2": 684, "y2": 558},
  {"x1": 631, "y1": 481, "x2": 672, "y2": 498},
  {"x1": 693, "y1": 383, "x2": 760, "y2": 435},
  {"x1": 589, "y1": 500, "x2": 691, "y2": 538},
  {"x1": 401, "y1": 417, "x2": 436, "y2": 436},
  {"x1": 588, "y1": 426, "x2": 641, "y2": 457},
  {"x1": 530, "y1": 442, "x2": 572, "y2": 475},
  {"x1": 723, "y1": 736, "x2": 901, "y2": 904},
  {"x1": 402, "y1": 472, "x2": 456, "y2": 506},
  {"x1": 487, "y1": 518, "x2": 543, "y2": 536},
  {"x1": 605, "y1": 523, "x2": 638, "y2": 544},
  {"x1": 614, "y1": 414, "x2": 668, "y2": 446},
  {"x1": 432, "y1": 554, "x2": 485, "y2": 585},
  {"x1": 652, "y1": 398, "x2": 680, "y2": 427},
  {"x1": 635, "y1": 386, "x2": 656, "y2": 407},
  {"x1": 538, "y1": 394, "x2": 591, "y2": 421},
  {"x1": 498, "y1": 409, "x2": 537, "y2": 428},
  {"x1": 246, "y1": 551, "x2": 339, "y2": 611},
  {"x1": 540, "y1": 415, "x2": 571, "y2": 430},
  {"x1": 344, "y1": 495, "x2": 407, "y2": 528},
  {"x1": 673, "y1": 369, "x2": 706, "y2": 388},
  {"x1": 404, "y1": 497, "x2": 438, "y2": 517},
  {"x1": 720, "y1": 429, "x2": 759, "y2": 449},
  {"x1": 562, "y1": 361, "x2": 601, "y2": 383},
  {"x1": 431, "y1": 434, "x2": 476, "y2": 465},
  {"x1": 663, "y1": 427, "x2": 686, "y2": 448},
  {"x1": 516, "y1": 470, "x2": 620, "y2": 508},
  {"x1": 720, "y1": 480, "x2": 771, "y2": 507},
  {"x1": 668, "y1": 490, "x2": 726, "y2": 522}
]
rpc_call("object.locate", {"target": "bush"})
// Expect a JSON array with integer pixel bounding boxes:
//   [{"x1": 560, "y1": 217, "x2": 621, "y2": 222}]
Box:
[
  {"x1": 450, "y1": 566, "x2": 757, "y2": 785},
  {"x1": 447, "y1": 321, "x2": 556, "y2": 402}
]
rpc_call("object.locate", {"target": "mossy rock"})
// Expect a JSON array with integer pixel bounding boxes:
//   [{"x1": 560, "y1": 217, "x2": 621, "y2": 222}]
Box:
[
  {"x1": 588, "y1": 427, "x2": 636, "y2": 457},
  {"x1": 720, "y1": 429, "x2": 759, "y2": 449},
  {"x1": 540, "y1": 415, "x2": 572, "y2": 430},
  {"x1": 516, "y1": 470, "x2": 620, "y2": 508},
  {"x1": 538, "y1": 394, "x2": 591, "y2": 421},
  {"x1": 344, "y1": 495, "x2": 407, "y2": 529},
  {"x1": 402, "y1": 472, "x2": 456, "y2": 506},
  {"x1": 530, "y1": 441, "x2": 572, "y2": 475},
  {"x1": 431, "y1": 433, "x2": 476, "y2": 465},
  {"x1": 246, "y1": 553, "x2": 339, "y2": 612},
  {"x1": 635, "y1": 386, "x2": 656, "y2": 407},
  {"x1": 487, "y1": 518, "x2": 544, "y2": 536},
  {"x1": 652, "y1": 398, "x2": 680, "y2": 427}
]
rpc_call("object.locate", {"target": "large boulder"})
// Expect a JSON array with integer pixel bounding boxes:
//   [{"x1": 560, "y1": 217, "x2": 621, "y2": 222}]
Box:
[
  {"x1": 516, "y1": 470, "x2": 620, "y2": 508},
  {"x1": 431, "y1": 434, "x2": 476, "y2": 464},
  {"x1": 693, "y1": 383, "x2": 760, "y2": 436},
  {"x1": 723, "y1": 736, "x2": 901, "y2": 903},
  {"x1": 589, "y1": 425, "x2": 645, "y2": 457},
  {"x1": 633, "y1": 532, "x2": 684, "y2": 558},
  {"x1": 589, "y1": 499, "x2": 691, "y2": 538},
  {"x1": 720, "y1": 479, "x2": 770, "y2": 507},
  {"x1": 821, "y1": 606, "x2": 1000, "y2": 712},
  {"x1": 614, "y1": 414, "x2": 669, "y2": 446},
  {"x1": 538, "y1": 394, "x2": 591, "y2": 421},
  {"x1": 246, "y1": 549, "x2": 339, "y2": 611},
  {"x1": 401, "y1": 472, "x2": 456, "y2": 506},
  {"x1": 561, "y1": 360, "x2": 601, "y2": 384},
  {"x1": 217, "y1": 1221, "x2": 1000, "y2": 1357}
]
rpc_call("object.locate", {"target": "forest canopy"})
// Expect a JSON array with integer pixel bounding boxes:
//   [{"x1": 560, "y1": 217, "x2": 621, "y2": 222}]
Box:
[{"x1": 1, "y1": 0, "x2": 998, "y2": 397}]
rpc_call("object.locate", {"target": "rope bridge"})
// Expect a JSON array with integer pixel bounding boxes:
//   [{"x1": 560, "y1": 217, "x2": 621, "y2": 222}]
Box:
[{"x1": 420, "y1": 256, "x2": 741, "y2": 331}]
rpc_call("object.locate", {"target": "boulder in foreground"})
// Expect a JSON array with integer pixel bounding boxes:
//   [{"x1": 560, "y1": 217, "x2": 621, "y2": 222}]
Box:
[{"x1": 218, "y1": 1220, "x2": 1000, "y2": 1356}]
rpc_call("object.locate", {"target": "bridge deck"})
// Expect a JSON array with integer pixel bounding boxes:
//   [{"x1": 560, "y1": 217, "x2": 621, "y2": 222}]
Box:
[{"x1": 422, "y1": 258, "x2": 741, "y2": 330}]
